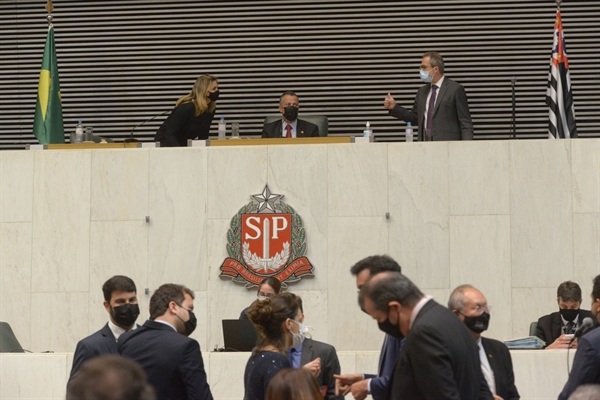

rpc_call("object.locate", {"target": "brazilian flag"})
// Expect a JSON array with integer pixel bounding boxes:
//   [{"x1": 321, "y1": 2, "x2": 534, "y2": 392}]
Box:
[{"x1": 33, "y1": 25, "x2": 64, "y2": 144}]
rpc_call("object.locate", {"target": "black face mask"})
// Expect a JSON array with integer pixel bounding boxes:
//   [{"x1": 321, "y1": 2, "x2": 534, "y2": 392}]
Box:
[
  {"x1": 283, "y1": 106, "x2": 299, "y2": 121},
  {"x1": 177, "y1": 305, "x2": 197, "y2": 336},
  {"x1": 462, "y1": 311, "x2": 490, "y2": 334},
  {"x1": 111, "y1": 303, "x2": 140, "y2": 327},
  {"x1": 560, "y1": 308, "x2": 579, "y2": 322},
  {"x1": 378, "y1": 316, "x2": 405, "y2": 340},
  {"x1": 208, "y1": 90, "x2": 220, "y2": 102}
]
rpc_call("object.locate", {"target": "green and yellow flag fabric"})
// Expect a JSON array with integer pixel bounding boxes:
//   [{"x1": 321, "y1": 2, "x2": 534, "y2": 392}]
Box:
[{"x1": 33, "y1": 25, "x2": 64, "y2": 144}]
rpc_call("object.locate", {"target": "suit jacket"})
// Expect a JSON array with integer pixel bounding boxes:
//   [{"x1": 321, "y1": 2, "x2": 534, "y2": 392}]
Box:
[
  {"x1": 389, "y1": 77, "x2": 473, "y2": 141},
  {"x1": 481, "y1": 337, "x2": 520, "y2": 400},
  {"x1": 536, "y1": 309, "x2": 595, "y2": 347},
  {"x1": 364, "y1": 335, "x2": 403, "y2": 400},
  {"x1": 68, "y1": 323, "x2": 117, "y2": 384},
  {"x1": 118, "y1": 320, "x2": 213, "y2": 400},
  {"x1": 388, "y1": 300, "x2": 492, "y2": 400},
  {"x1": 261, "y1": 118, "x2": 319, "y2": 138},
  {"x1": 559, "y1": 326, "x2": 600, "y2": 400},
  {"x1": 299, "y1": 338, "x2": 342, "y2": 400}
]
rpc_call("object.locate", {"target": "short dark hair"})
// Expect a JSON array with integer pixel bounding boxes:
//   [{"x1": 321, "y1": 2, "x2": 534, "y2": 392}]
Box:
[
  {"x1": 248, "y1": 292, "x2": 301, "y2": 354},
  {"x1": 102, "y1": 276, "x2": 137, "y2": 302},
  {"x1": 423, "y1": 51, "x2": 445, "y2": 74},
  {"x1": 258, "y1": 277, "x2": 282, "y2": 295},
  {"x1": 149, "y1": 284, "x2": 195, "y2": 320},
  {"x1": 67, "y1": 355, "x2": 155, "y2": 400},
  {"x1": 279, "y1": 91, "x2": 298, "y2": 104},
  {"x1": 592, "y1": 276, "x2": 600, "y2": 301},
  {"x1": 350, "y1": 255, "x2": 402, "y2": 277},
  {"x1": 557, "y1": 281, "x2": 582, "y2": 302},
  {"x1": 359, "y1": 271, "x2": 423, "y2": 312},
  {"x1": 266, "y1": 368, "x2": 324, "y2": 400}
]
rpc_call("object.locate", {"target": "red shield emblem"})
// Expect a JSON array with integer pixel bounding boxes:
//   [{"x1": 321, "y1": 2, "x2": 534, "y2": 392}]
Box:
[
  {"x1": 220, "y1": 185, "x2": 314, "y2": 288},
  {"x1": 241, "y1": 214, "x2": 292, "y2": 274}
]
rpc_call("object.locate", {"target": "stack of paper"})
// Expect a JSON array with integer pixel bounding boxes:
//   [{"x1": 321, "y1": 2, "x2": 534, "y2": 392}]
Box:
[{"x1": 503, "y1": 336, "x2": 546, "y2": 349}]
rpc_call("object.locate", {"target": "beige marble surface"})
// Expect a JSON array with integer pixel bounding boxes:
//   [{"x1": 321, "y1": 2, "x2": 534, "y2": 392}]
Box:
[
  {"x1": 0, "y1": 140, "x2": 598, "y2": 355},
  {"x1": 0, "y1": 152, "x2": 34, "y2": 223},
  {"x1": 0, "y1": 350, "x2": 572, "y2": 400}
]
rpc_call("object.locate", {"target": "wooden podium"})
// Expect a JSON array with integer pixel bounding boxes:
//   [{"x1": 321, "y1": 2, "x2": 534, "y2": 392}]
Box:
[{"x1": 206, "y1": 137, "x2": 354, "y2": 146}]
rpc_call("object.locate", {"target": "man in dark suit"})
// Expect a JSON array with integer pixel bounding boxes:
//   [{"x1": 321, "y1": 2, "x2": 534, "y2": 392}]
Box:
[
  {"x1": 384, "y1": 52, "x2": 473, "y2": 141},
  {"x1": 359, "y1": 270, "x2": 492, "y2": 400},
  {"x1": 261, "y1": 91, "x2": 319, "y2": 138},
  {"x1": 559, "y1": 275, "x2": 600, "y2": 400},
  {"x1": 536, "y1": 280, "x2": 595, "y2": 349},
  {"x1": 68, "y1": 275, "x2": 140, "y2": 385},
  {"x1": 335, "y1": 255, "x2": 403, "y2": 400},
  {"x1": 288, "y1": 297, "x2": 341, "y2": 400},
  {"x1": 449, "y1": 284, "x2": 520, "y2": 400},
  {"x1": 118, "y1": 283, "x2": 213, "y2": 400}
]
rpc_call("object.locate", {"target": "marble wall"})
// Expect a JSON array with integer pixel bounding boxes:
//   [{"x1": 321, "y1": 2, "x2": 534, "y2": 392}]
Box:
[
  {"x1": 0, "y1": 139, "x2": 599, "y2": 357},
  {"x1": 0, "y1": 350, "x2": 576, "y2": 400}
]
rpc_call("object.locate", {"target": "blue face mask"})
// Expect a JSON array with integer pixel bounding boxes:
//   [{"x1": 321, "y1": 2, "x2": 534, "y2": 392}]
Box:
[{"x1": 419, "y1": 68, "x2": 435, "y2": 83}]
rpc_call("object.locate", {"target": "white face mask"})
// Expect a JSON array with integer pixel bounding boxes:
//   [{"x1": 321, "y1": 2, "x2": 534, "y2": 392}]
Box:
[
  {"x1": 289, "y1": 319, "x2": 306, "y2": 347},
  {"x1": 419, "y1": 68, "x2": 435, "y2": 83}
]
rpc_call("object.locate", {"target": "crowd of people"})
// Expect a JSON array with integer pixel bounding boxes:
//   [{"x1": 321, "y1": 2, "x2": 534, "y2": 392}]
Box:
[{"x1": 65, "y1": 255, "x2": 600, "y2": 400}]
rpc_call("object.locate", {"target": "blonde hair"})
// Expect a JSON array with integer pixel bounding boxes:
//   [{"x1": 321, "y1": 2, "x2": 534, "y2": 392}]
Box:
[{"x1": 176, "y1": 74, "x2": 218, "y2": 116}]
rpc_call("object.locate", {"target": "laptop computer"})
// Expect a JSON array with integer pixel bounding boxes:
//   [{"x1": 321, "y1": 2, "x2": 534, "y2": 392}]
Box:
[{"x1": 222, "y1": 319, "x2": 258, "y2": 352}]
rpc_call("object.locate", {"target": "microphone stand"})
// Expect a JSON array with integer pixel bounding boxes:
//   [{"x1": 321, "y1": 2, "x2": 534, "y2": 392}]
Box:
[
  {"x1": 511, "y1": 77, "x2": 517, "y2": 139},
  {"x1": 125, "y1": 110, "x2": 170, "y2": 142}
]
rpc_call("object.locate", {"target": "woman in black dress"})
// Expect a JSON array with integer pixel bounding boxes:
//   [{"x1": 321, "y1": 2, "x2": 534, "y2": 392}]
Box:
[
  {"x1": 244, "y1": 292, "x2": 320, "y2": 400},
  {"x1": 155, "y1": 74, "x2": 219, "y2": 146}
]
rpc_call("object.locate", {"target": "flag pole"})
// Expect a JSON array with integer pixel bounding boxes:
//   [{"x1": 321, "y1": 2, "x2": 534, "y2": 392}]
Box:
[{"x1": 46, "y1": 0, "x2": 54, "y2": 26}]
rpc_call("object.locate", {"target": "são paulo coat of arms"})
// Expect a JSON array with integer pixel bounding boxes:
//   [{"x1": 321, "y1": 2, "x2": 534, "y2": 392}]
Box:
[{"x1": 219, "y1": 185, "x2": 314, "y2": 288}]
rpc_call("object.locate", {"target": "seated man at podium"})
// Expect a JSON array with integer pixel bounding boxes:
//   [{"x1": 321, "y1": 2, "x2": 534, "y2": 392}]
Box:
[
  {"x1": 261, "y1": 91, "x2": 319, "y2": 138},
  {"x1": 536, "y1": 280, "x2": 596, "y2": 349}
]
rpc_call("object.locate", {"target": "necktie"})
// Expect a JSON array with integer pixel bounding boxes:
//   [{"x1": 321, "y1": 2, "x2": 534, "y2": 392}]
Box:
[
  {"x1": 426, "y1": 84, "x2": 438, "y2": 138},
  {"x1": 285, "y1": 124, "x2": 292, "y2": 138},
  {"x1": 565, "y1": 321, "x2": 575, "y2": 334}
]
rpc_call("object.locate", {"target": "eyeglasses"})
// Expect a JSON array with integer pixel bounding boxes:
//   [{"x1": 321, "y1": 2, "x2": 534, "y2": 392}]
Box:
[
  {"x1": 257, "y1": 293, "x2": 275, "y2": 301},
  {"x1": 472, "y1": 304, "x2": 491, "y2": 313},
  {"x1": 281, "y1": 103, "x2": 299, "y2": 108}
]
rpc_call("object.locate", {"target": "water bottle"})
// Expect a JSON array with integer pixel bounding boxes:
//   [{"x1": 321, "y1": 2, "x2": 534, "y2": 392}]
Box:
[
  {"x1": 405, "y1": 122, "x2": 413, "y2": 142},
  {"x1": 74, "y1": 120, "x2": 84, "y2": 143},
  {"x1": 218, "y1": 116, "x2": 226, "y2": 139},
  {"x1": 363, "y1": 121, "x2": 372, "y2": 138}
]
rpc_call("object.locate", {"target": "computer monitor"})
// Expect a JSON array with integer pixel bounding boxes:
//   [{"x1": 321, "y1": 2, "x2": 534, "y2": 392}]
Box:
[
  {"x1": 221, "y1": 319, "x2": 258, "y2": 352},
  {"x1": 0, "y1": 322, "x2": 25, "y2": 353}
]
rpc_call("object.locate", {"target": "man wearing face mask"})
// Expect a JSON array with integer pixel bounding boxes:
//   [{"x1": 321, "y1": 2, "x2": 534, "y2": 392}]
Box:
[
  {"x1": 68, "y1": 275, "x2": 140, "y2": 385},
  {"x1": 289, "y1": 296, "x2": 342, "y2": 400},
  {"x1": 359, "y1": 271, "x2": 493, "y2": 400},
  {"x1": 335, "y1": 255, "x2": 403, "y2": 400},
  {"x1": 384, "y1": 52, "x2": 473, "y2": 141},
  {"x1": 449, "y1": 285, "x2": 520, "y2": 400},
  {"x1": 536, "y1": 281, "x2": 596, "y2": 349},
  {"x1": 118, "y1": 283, "x2": 213, "y2": 400},
  {"x1": 261, "y1": 91, "x2": 320, "y2": 138}
]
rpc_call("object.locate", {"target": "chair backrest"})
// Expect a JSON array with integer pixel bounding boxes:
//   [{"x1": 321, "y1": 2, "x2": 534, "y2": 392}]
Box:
[
  {"x1": 529, "y1": 321, "x2": 538, "y2": 337},
  {"x1": 263, "y1": 115, "x2": 328, "y2": 137},
  {"x1": 0, "y1": 322, "x2": 24, "y2": 353}
]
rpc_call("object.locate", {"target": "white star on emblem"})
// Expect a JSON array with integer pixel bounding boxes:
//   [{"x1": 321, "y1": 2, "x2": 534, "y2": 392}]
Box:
[{"x1": 252, "y1": 185, "x2": 283, "y2": 213}]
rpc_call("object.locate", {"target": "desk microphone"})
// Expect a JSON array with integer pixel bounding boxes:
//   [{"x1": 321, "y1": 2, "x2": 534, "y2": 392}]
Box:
[
  {"x1": 570, "y1": 317, "x2": 594, "y2": 344},
  {"x1": 567, "y1": 317, "x2": 594, "y2": 374},
  {"x1": 125, "y1": 110, "x2": 170, "y2": 142}
]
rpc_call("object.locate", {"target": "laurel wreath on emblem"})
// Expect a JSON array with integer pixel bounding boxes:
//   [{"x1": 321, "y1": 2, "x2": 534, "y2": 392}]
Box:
[{"x1": 226, "y1": 201, "x2": 307, "y2": 284}]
